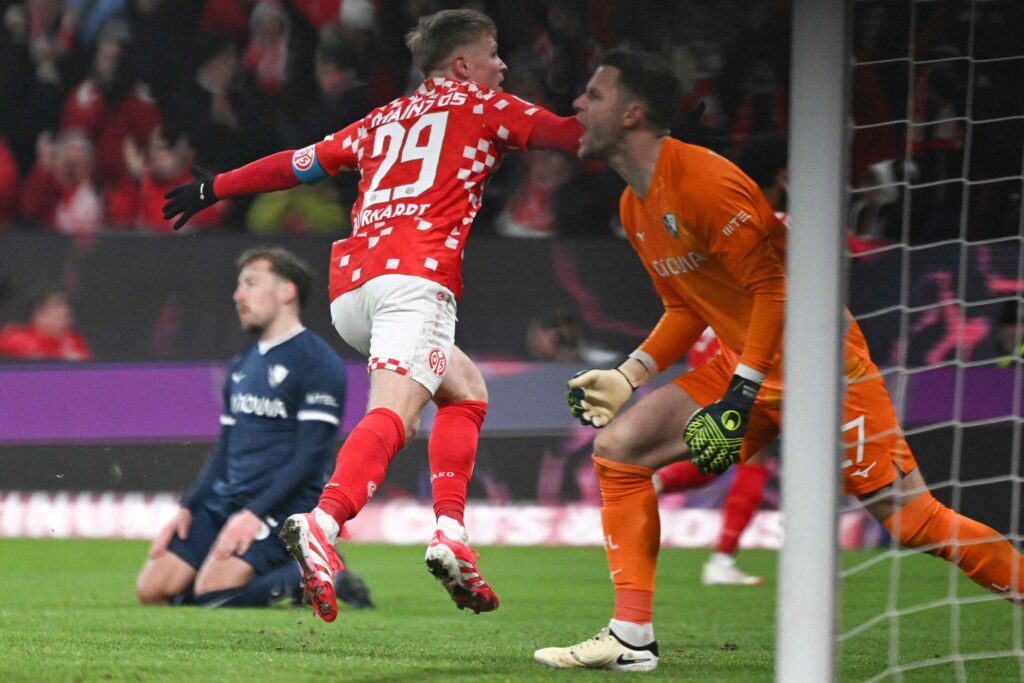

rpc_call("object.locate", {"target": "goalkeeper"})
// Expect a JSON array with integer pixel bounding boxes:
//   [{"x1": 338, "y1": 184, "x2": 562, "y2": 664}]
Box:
[{"x1": 535, "y1": 49, "x2": 1024, "y2": 673}]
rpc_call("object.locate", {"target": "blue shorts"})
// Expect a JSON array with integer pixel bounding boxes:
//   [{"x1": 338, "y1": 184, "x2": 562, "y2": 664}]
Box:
[{"x1": 167, "y1": 502, "x2": 293, "y2": 576}]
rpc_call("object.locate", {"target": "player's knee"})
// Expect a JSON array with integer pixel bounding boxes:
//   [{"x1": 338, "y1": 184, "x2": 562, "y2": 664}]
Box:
[
  {"x1": 593, "y1": 425, "x2": 636, "y2": 462},
  {"x1": 437, "y1": 354, "x2": 488, "y2": 403},
  {"x1": 403, "y1": 415, "x2": 420, "y2": 441},
  {"x1": 461, "y1": 374, "x2": 487, "y2": 402},
  {"x1": 193, "y1": 574, "x2": 239, "y2": 597},
  {"x1": 135, "y1": 576, "x2": 168, "y2": 605}
]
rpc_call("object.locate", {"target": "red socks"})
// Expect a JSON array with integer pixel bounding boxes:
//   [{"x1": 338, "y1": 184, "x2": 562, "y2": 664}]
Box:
[
  {"x1": 318, "y1": 408, "x2": 406, "y2": 526},
  {"x1": 716, "y1": 463, "x2": 769, "y2": 555},
  {"x1": 654, "y1": 460, "x2": 715, "y2": 492},
  {"x1": 428, "y1": 401, "x2": 487, "y2": 525}
]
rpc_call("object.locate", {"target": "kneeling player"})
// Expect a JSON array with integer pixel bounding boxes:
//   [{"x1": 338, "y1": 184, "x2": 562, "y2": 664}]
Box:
[{"x1": 135, "y1": 248, "x2": 371, "y2": 610}]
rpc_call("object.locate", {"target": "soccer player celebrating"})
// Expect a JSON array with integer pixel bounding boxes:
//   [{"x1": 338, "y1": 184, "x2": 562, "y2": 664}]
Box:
[
  {"x1": 136, "y1": 248, "x2": 371, "y2": 610},
  {"x1": 534, "y1": 49, "x2": 1024, "y2": 672},
  {"x1": 163, "y1": 9, "x2": 581, "y2": 621},
  {"x1": 651, "y1": 134, "x2": 791, "y2": 587}
]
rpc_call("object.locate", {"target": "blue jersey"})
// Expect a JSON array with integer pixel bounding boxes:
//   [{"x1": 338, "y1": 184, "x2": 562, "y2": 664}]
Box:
[{"x1": 183, "y1": 327, "x2": 346, "y2": 520}]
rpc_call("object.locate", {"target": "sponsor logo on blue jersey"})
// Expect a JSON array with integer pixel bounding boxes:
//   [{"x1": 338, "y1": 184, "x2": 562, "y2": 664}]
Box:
[
  {"x1": 231, "y1": 393, "x2": 289, "y2": 419},
  {"x1": 305, "y1": 392, "x2": 340, "y2": 408}
]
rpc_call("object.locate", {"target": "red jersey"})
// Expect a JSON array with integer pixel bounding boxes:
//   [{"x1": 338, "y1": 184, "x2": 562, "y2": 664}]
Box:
[
  {"x1": 0, "y1": 323, "x2": 92, "y2": 361},
  {"x1": 60, "y1": 80, "x2": 162, "y2": 185},
  {"x1": 311, "y1": 78, "x2": 552, "y2": 301}
]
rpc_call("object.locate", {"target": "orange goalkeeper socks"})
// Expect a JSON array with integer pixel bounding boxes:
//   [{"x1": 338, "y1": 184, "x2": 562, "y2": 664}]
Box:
[
  {"x1": 593, "y1": 455, "x2": 660, "y2": 623},
  {"x1": 883, "y1": 492, "x2": 1024, "y2": 598}
]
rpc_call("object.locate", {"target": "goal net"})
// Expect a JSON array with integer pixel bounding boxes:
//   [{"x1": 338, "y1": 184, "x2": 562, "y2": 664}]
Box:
[{"x1": 838, "y1": 1, "x2": 1024, "y2": 680}]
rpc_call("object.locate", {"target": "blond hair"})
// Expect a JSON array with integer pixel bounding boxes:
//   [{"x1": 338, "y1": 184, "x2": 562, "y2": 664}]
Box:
[{"x1": 405, "y1": 9, "x2": 496, "y2": 77}]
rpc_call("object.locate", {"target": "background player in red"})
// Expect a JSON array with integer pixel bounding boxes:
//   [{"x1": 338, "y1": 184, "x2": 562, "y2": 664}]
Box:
[
  {"x1": 535, "y1": 49, "x2": 1024, "y2": 672},
  {"x1": 0, "y1": 288, "x2": 92, "y2": 361},
  {"x1": 163, "y1": 9, "x2": 581, "y2": 622}
]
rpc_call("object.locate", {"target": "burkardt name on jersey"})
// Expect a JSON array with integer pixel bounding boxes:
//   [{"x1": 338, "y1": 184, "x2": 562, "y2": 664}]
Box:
[{"x1": 353, "y1": 201, "x2": 431, "y2": 231}]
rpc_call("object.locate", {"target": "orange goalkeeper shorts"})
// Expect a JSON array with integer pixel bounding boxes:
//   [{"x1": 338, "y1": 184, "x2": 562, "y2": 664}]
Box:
[{"x1": 674, "y1": 354, "x2": 918, "y2": 496}]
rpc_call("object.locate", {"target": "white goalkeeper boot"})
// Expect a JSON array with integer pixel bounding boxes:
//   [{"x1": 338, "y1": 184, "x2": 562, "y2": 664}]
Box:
[
  {"x1": 701, "y1": 552, "x2": 763, "y2": 586},
  {"x1": 534, "y1": 626, "x2": 659, "y2": 672}
]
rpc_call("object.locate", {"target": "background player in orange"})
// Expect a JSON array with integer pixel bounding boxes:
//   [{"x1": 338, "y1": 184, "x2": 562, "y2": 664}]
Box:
[
  {"x1": 534, "y1": 49, "x2": 1024, "y2": 672},
  {"x1": 163, "y1": 9, "x2": 581, "y2": 623}
]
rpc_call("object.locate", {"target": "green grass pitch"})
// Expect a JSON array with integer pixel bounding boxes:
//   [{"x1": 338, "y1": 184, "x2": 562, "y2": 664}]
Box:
[{"x1": 1, "y1": 539, "x2": 1022, "y2": 681}]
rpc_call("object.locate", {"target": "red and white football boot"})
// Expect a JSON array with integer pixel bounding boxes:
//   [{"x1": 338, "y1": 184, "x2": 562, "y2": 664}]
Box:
[
  {"x1": 424, "y1": 528, "x2": 499, "y2": 614},
  {"x1": 280, "y1": 513, "x2": 344, "y2": 622}
]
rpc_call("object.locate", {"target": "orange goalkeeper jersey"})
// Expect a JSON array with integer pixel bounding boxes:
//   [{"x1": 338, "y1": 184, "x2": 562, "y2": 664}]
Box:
[{"x1": 621, "y1": 138, "x2": 871, "y2": 397}]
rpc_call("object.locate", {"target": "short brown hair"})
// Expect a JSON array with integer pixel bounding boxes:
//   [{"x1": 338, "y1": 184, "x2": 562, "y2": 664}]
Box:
[
  {"x1": 600, "y1": 49, "x2": 680, "y2": 131},
  {"x1": 405, "y1": 9, "x2": 496, "y2": 77},
  {"x1": 237, "y1": 247, "x2": 315, "y2": 308}
]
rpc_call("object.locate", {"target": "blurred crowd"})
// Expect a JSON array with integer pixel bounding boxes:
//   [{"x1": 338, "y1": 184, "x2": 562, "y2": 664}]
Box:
[
  {"x1": 848, "y1": 0, "x2": 1023, "y2": 249},
  {"x1": 0, "y1": 0, "x2": 788, "y2": 238},
  {"x1": 0, "y1": 0, "x2": 1019, "y2": 243}
]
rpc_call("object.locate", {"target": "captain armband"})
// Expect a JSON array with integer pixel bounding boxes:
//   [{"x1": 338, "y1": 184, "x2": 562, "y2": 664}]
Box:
[{"x1": 291, "y1": 144, "x2": 329, "y2": 184}]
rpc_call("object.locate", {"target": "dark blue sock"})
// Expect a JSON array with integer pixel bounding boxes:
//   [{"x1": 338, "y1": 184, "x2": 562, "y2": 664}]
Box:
[
  {"x1": 169, "y1": 584, "x2": 196, "y2": 606},
  {"x1": 193, "y1": 562, "x2": 302, "y2": 608}
]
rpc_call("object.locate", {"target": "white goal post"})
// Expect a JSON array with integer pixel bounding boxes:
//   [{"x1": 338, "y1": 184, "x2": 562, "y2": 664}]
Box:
[{"x1": 776, "y1": 1, "x2": 848, "y2": 681}]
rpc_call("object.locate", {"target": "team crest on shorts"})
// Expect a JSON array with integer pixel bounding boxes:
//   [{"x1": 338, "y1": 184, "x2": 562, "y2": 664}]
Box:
[
  {"x1": 662, "y1": 213, "x2": 679, "y2": 238},
  {"x1": 429, "y1": 349, "x2": 447, "y2": 377}
]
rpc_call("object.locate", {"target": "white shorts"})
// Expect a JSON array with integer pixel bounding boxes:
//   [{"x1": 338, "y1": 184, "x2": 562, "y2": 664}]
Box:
[{"x1": 330, "y1": 274, "x2": 457, "y2": 395}]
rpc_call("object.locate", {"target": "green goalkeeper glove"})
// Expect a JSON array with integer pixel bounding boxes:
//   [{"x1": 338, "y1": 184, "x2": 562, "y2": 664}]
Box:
[
  {"x1": 566, "y1": 359, "x2": 648, "y2": 428},
  {"x1": 683, "y1": 374, "x2": 760, "y2": 474}
]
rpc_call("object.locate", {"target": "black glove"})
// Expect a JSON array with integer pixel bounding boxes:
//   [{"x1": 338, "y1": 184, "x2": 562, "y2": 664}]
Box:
[
  {"x1": 683, "y1": 374, "x2": 760, "y2": 474},
  {"x1": 162, "y1": 166, "x2": 218, "y2": 230}
]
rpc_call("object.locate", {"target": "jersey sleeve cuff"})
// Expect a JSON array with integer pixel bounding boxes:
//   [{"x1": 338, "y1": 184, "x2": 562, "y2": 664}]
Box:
[
  {"x1": 628, "y1": 350, "x2": 660, "y2": 376},
  {"x1": 297, "y1": 410, "x2": 340, "y2": 425},
  {"x1": 734, "y1": 363, "x2": 766, "y2": 384}
]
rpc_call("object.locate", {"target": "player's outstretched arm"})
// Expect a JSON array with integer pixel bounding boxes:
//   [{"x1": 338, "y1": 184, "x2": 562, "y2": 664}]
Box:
[
  {"x1": 161, "y1": 149, "x2": 301, "y2": 230},
  {"x1": 526, "y1": 112, "x2": 584, "y2": 154},
  {"x1": 566, "y1": 357, "x2": 651, "y2": 428}
]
